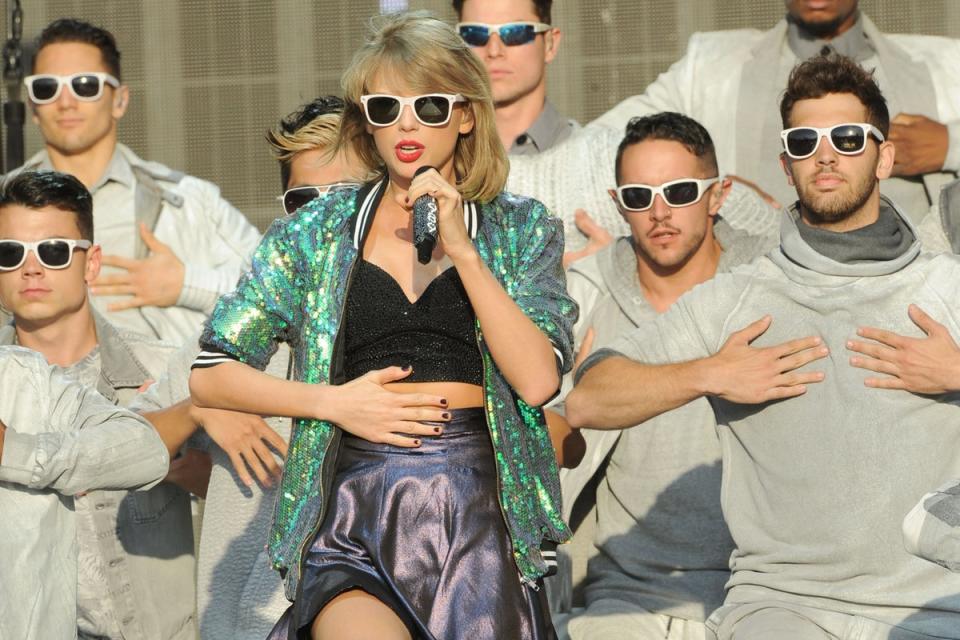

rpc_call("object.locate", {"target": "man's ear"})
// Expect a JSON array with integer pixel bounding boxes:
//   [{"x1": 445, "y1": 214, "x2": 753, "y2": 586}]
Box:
[
  {"x1": 608, "y1": 188, "x2": 627, "y2": 220},
  {"x1": 543, "y1": 28, "x2": 561, "y2": 64},
  {"x1": 876, "y1": 140, "x2": 895, "y2": 179},
  {"x1": 708, "y1": 177, "x2": 733, "y2": 217},
  {"x1": 779, "y1": 153, "x2": 796, "y2": 186},
  {"x1": 112, "y1": 85, "x2": 130, "y2": 120},
  {"x1": 84, "y1": 244, "x2": 102, "y2": 284}
]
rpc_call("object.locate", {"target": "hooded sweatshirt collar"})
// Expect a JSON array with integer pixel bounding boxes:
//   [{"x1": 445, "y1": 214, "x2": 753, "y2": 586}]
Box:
[{"x1": 774, "y1": 195, "x2": 920, "y2": 278}]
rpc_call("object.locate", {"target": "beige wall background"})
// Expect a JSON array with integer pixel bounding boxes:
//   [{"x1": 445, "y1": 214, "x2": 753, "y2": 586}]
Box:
[{"x1": 4, "y1": 1, "x2": 959, "y2": 229}]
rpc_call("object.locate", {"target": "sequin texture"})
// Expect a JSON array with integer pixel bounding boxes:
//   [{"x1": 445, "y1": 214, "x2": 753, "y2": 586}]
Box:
[{"x1": 201, "y1": 181, "x2": 577, "y2": 597}]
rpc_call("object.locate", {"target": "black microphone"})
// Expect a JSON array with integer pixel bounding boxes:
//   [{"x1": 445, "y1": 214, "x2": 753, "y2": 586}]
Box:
[{"x1": 413, "y1": 165, "x2": 439, "y2": 264}]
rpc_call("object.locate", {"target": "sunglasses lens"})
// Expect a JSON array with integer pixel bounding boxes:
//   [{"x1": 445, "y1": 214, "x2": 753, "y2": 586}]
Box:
[
  {"x1": 70, "y1": 74, "x2": 103, "y2": 99},
  {"x1": 830, "y1": 125, "x2": 867, "y2": 153},
  {"x1": 0, "y1": 242, "x2": 24, "y2": 269},
  {"x1": 37, "y1": 240, "x2": 72, "y2": 267},
  {"x1": 662, "y1": 181, "x2": 701, "y2": 207},
  {"x1": 283, "y1": 188, "x2": 320, "y2": 215},
  {"x1": 499, "y1": 23, "x2": 537, "y2": 46},
  {"x1": 29, "y1": 77, "x2": 60, "y2": 102},
  {"x1": 366, "y1": 96, "x2": 401, "y2": 125},
  {"x1": 459, "y1": 25, "x2": 490, "y2": 46},
  {"x1": 621, "y1": 187, "x2": 653, "y2": 210},
  {"x1": 786, "y1": 128, "x2": 820, "y2": 158},
  {"x1": 414, "y1": 96, "x2": 451, "y2": 125}
]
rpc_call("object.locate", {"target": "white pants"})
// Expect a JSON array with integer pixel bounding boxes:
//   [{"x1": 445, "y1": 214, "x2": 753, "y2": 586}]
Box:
[{"x1": 564, "y1": 599, "x2": 712, "y2": 640}]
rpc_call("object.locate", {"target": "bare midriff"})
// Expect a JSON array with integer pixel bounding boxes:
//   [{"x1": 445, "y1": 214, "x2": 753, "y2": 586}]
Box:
[{"x1": 383, "y1": 381, "x2": 484, "y2": 409}]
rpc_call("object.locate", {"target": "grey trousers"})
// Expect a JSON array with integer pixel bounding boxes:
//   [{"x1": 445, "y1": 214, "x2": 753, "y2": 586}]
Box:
[{"x1": 708, "y1": 602, "x2": 951, "y2": 640}]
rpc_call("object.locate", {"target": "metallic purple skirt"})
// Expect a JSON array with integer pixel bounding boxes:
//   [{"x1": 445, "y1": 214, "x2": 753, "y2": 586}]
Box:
[{"x1": 267, "y1": 408, "x2": 556, "y2": 640}]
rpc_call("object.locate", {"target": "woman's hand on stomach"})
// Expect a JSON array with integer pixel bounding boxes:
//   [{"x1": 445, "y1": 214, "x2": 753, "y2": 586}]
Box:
[
  {"x1": 382, "y1": 380, "x2": 483, "y2": 410},
  {"x1": 326, "y1": 366, "x2": 451, "y2": 447}
]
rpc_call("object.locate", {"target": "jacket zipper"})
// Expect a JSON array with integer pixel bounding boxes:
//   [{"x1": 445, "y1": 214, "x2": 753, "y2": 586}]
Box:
[{"x1": 292, "y1": 252, "x2": 360, "y2": 602}]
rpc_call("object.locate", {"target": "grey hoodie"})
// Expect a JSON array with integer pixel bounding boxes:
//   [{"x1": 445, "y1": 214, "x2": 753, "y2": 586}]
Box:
[
  {"x1": 588, "y1": 198, "x2": 960, "y2": 637},
  {"x1": 558, "y1": 220, "x2": 775, "y2": 624}
]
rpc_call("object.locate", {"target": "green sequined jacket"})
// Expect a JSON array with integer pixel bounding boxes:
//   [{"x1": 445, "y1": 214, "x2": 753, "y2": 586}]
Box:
[{"x1": 201, "y1": 177, "x2": 577, "y2": 598}]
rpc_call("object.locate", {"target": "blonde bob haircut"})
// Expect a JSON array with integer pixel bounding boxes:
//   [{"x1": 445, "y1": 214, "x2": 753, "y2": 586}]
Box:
[{"x1": 339, "y1": 11, "x2": 508, "y2": 203}]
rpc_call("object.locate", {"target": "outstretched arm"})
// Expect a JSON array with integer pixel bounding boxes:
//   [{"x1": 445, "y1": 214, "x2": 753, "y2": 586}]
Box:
[{"x1": 567, "y1": 316, "x2": 828, "y2": 430}]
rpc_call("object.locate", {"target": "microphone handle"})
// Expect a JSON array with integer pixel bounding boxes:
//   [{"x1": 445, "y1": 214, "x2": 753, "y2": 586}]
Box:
[{"x1": 413, "y1": 193, "x2": 438, "y2": 264}]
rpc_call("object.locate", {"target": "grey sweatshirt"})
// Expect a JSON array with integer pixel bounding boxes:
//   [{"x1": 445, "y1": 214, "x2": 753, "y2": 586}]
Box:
[
  {"x1": 586, "y1": 198, "x2": 960, "y2": 636},
  {"x1": 561, "y1": 221, "x2": 775, "y2": 622}
]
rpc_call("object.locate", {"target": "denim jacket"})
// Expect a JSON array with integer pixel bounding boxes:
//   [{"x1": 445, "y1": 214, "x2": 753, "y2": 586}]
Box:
[
  {"x1": 201, "y1": 178, "x2": 577, "y2": 598},
  {"x1": 0, "y1": 314, "x2": 196, "y2": 640},
  {"x1": 0, "y1": 346, "x2": 168, "y2": 640}
]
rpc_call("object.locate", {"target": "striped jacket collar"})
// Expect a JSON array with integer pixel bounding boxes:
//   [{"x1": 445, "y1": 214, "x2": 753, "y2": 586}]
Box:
[{"x1": 350, "y1": 175, "x2": 480, "y2": 250}]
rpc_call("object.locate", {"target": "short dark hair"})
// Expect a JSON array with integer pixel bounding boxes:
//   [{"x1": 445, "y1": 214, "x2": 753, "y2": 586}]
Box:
[
  {"x1": 780, "y1": 54, "x2": 889, "y2": 136},
  {"x1": 266, "y1": 96, "x2": 345, "y2": 190},
  {"x1": 34, "y1": 18, "x2": 122, "y2": 81},
  {"x1": 451, "y1": 0, "x2": 552, "y2": 23},
  {"x1": 615, "y1": 112, "x2": 718, "y2": 184},
  {"x1": 0, "y1": 171, "x2": 95, "y2": 241}
]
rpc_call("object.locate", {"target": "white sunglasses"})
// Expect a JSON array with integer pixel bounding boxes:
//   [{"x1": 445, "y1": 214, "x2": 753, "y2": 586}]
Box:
[
  {"x1": 360, "y1": 94, "x2": 466, "y2": 127},
  {"x1": 24, "y1": 72, "x2": 120, "y2": 104},
  {"x1": 276, "y1": 182, "x2": 361, "y2": 215},
  {"x1": 0, "y1": 238, "x2": 92, "y2": 271},
  {"x1": 615, "y1": 177, "x2": 718, "y2": 212},
  {"x1": 780, "y1": 123, "x2": 885, "y2": 160}
]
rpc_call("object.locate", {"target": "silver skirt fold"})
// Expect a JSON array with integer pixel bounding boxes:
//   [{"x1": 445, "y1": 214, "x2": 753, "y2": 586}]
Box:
[{"x1": 268, "y1": 408, "x2": 556, "y2": 640}]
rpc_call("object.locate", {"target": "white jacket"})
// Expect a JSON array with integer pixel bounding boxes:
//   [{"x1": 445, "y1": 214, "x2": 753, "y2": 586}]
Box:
[
  {"x1": 592, "y1": 14, "x2": 960, "y2": 220},
  {"x1": 14, "y1": 144, "x2": 263, "y2": 345}
]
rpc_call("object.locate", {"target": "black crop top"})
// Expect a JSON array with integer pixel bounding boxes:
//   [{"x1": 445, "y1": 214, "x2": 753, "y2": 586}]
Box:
[{"x1": 342, "y1": 260, "x2": 484, "y2": 384}]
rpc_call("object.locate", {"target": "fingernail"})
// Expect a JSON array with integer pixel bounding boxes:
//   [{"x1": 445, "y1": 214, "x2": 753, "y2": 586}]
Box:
[
  {"x1": 413, "y1": 439, "x2": 421, "y2": 446},
  {"x1": 440, "y1": 398, "x2": 448, "y2": 406},
  {"x1": 433, "y1": 426, "x2": 442, "y2": 433},
  {"x1": 442, "y1": 412, "x2": 451, "y2": 420},
  {"x1": 402, "y1": 365, "x2": 411, "y2": 372},
  {"x1": 846, "y1": 341, "x2": 853, "y2": 348}
]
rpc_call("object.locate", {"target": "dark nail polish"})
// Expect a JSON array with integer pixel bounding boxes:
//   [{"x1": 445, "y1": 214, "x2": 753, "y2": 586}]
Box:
[
  {"x1": 442, "y1": 412, "x2": 451, "y2": 420},
  {"x1": 433, "y1": 426, "x2": 442, "y2": 433},
  {"x1": 402, "y1": 365, "x2": 411, "y2": 372},
  {"x1": 413, "y1": 439, "x2": 421, "y2": 446},
  {"x1": 440, "y1": 398, "x2": 448, "y2": 406}
]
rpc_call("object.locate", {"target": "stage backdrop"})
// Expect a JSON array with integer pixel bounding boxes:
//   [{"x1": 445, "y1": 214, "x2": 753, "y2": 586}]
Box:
[{"x1": 3, "y1": 0, "x2": 959, "y2": 230}]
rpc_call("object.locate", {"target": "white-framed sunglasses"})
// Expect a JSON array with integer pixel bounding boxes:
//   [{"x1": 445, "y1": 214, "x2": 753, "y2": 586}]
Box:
[
  {"x1": 615, "y1": 177, "x2": 719, "y2": 212},
  {"x1": 24, "y1": 72, "x2": 120, "y2": 105},
  {"x1": 0, "y1": 238, "x2": 92, "y2": 271},
  {"x1": 276, "y1": 182, "x2": 362, "y2": 215},
  {"x1": 780, "y1": 123, "x2": 885, "y2": 160},
  {"x1": 360, "y1": 94, "x2": 466, "y2": 127},
  {"x1": 456, "y1": 22, "x2": 551, "y2": 47}
]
